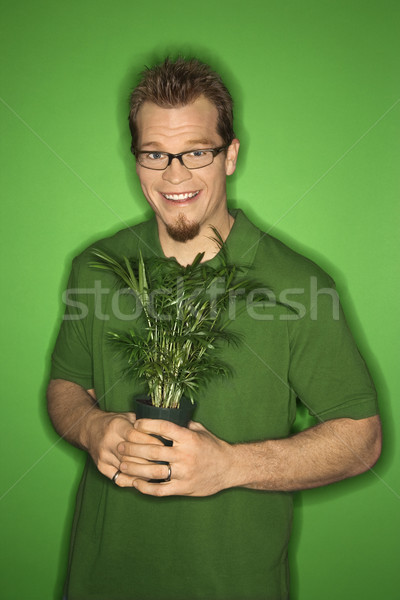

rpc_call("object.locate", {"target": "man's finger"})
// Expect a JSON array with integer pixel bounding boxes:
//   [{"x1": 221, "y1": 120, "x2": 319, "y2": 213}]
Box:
[
  {"x1": 109, "y1": 471, "x2": 136, "y2": 488},
  {"x1": 118, "y1": 437, "x2": 165, "y2": 458},
  {"x1": 134, "y1": 478, "x2": 179, "y2": 497},
  {"x1": 123, "y1": 428, "x2": 165, "y2": 447},
  {"x1": 121, "y1": 441, "x2": 173, "y2": 463},
  {"x1": 134, "y1": 418, "x2": 189, "y2": 442},
  {"x1": 126, "y1": 412, "x2": 137, "y2": 424},
  {"x1": 120, "y1": 460, "x2": 171, "y2": 481},
  {"x1": 187, "y1": 420, "x2": 206, "y2": 432}
]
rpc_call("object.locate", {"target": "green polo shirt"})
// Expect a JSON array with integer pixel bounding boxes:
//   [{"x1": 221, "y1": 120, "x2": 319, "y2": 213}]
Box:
[{"x1": 51, "y1": 209, "x2": 377, "y2": 600}]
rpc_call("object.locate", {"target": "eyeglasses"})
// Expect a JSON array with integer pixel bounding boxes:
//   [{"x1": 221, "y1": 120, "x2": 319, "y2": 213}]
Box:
[{"x1": 135, "y1": 146, "x2": 229, "y2": 171}]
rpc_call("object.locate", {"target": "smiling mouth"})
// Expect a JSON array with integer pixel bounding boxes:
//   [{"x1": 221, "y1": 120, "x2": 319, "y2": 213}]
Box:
[{"x1": 162, "y1": 191, "x2": 200, "y2": 202}]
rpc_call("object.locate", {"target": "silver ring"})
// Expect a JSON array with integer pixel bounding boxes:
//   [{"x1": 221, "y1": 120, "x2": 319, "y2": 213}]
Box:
[
  {"x1": 112, "y1": 469, "x2": 121, "y2": 484},
  {"x1": 165, "y1": 464, "x2": 172, "y2": 482}
]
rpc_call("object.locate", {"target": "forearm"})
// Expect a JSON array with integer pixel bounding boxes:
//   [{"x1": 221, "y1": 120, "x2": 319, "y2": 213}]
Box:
[
  {"x1": 47, "y1": 378, "x2": 102, "y2": 451},
  {"x1": 228, "y1": 416, "x2": 382, "y2": 492}
]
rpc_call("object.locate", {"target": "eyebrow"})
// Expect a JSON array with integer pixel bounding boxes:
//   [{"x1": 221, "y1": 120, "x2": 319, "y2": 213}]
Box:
[
  {"x1": 140, "y1": 138, "x2": 217, "y2": 150},
  {"x1": 185, "y1": 138, "x2": 216, "y2": 147}
]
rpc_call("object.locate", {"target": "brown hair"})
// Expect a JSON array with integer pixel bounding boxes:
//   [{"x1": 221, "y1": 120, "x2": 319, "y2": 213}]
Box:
[{"x1": 128, "y1": 57, "x2": 235, "y2": 153}]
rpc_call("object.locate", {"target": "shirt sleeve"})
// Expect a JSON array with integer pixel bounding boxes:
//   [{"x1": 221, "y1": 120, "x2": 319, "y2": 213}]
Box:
[
  {"x1": 50, "y1": 257, "x2": 94, "y2": 390},
  {"x1": 287, "y1": 279, "x2": 378, "y2": 422}
]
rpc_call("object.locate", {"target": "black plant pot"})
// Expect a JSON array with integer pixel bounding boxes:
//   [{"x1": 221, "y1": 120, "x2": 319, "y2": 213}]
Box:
[{"x1": 134, "y1": 397, "x2": 197, "y2": 483}]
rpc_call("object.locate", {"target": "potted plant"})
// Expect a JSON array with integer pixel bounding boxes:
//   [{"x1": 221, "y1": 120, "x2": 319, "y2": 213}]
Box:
[{"x1": 91, "y1": 232, "x2": 261, "y2": 480}]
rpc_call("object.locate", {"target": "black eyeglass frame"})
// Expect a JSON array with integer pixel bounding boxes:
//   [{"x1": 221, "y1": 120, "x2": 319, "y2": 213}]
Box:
[{"x1": 135, "y1": 145, "x2": 229, "y2": 170}]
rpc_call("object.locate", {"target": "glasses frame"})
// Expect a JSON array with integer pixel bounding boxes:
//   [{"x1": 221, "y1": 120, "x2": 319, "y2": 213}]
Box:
[{"x1": 135, "y1": 145, "x2": 229, "y2": 171}]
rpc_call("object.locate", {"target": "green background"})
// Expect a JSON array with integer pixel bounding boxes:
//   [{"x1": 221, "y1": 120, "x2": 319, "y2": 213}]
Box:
[{"x1": 1, "y1": 1, "x2": 399, "y2": 598}]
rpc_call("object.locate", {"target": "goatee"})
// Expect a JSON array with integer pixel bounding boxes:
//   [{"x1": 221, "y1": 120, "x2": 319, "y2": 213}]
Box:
[{"x1": 166, "y1": 214, "x2": 200, "y2": 243}]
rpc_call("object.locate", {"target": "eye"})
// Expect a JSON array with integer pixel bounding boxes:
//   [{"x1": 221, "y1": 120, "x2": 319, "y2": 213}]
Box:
[
  {"x1": 188, "y1": 150, "x2": 207, "y2": 158},
  {"x1": 147, "y1": 152, "x2": 165, "y2": 160}
]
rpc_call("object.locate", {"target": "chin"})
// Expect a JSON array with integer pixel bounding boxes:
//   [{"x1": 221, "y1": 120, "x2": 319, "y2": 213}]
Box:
[{"x1": 166, "y1": 215, "x2": 200, "y2": 243}]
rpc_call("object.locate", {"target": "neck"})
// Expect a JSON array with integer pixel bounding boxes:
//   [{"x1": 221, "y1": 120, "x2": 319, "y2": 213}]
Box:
[{"x1": 158, "y1": 212, "x2": 234, "y2": 266}]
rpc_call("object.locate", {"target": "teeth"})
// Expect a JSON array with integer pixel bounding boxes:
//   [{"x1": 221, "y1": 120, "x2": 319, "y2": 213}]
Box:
[{"x1": 163, "y1": 191, "x2": 199, "y2": 201}]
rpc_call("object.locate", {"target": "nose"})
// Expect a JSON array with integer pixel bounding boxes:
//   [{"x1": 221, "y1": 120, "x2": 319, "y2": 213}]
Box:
[{"x1": 162, "y1": 156, "x2": 192, "y2": 185}]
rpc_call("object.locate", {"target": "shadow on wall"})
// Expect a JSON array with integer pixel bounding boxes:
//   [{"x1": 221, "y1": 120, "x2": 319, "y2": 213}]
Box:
[{"x1": 39, "y1": 374, "x2": 86, "y2": 599}]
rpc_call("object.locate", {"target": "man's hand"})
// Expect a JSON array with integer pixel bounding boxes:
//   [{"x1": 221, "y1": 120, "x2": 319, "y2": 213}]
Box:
[
  {"x1": 119, "y1": 415, "x2": 381, "y2": 495},
  {"x1": 118, "y1": 419, "x2": 235, "y2": 497},
  {"x1": 47, "y1": 379, "x2": 164, "y2": 487},
  {"x1": 84, "y1": 409, "x2": 163, "y2": 486}
]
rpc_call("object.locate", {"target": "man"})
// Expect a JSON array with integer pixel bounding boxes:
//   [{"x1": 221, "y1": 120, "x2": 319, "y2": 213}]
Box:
[{"x1": 48, "y1": 57, "x2": 381, "y2": 600}]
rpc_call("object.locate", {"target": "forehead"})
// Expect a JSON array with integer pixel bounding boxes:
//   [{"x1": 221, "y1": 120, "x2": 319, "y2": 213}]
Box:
[{"x1": 136, "y1": 96, "x2": 221, "y2": 149}]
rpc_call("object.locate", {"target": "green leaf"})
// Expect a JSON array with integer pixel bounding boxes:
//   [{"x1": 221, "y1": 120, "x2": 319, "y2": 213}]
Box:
[{"x1": 89, "y1": 232, "x2": 266, "y2": 408}]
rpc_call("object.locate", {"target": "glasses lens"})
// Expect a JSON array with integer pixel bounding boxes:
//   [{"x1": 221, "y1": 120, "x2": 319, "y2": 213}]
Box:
[
  {"x1": 138, "y1": 152, "x2": 169, "y2": 170},
  {"x1": 182, "y1": 150, "x2": 213, "y2": 169},
  {"x1": 137, "y1": 149, "x2": 217, "y2": 170}
]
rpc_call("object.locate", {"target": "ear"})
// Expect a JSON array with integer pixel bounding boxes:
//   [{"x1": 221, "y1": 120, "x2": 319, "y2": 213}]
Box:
[{"x1": 225, "y1": 139, "x2": 240, "y2": 176}]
